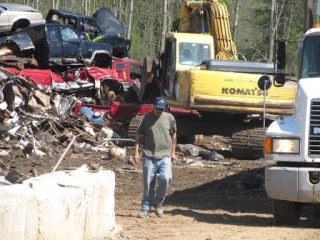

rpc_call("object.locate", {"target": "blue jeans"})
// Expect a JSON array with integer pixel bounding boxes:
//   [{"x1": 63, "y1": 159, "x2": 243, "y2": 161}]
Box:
[{"x1": 141, "y1": 156, "x2": 172, "y2": 211}]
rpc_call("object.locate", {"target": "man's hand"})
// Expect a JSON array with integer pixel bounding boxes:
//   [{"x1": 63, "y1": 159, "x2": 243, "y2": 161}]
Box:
[
  {"x1": 134, "y1": 153, "x2": 141, "y2": 164},
  {"x1": 171, "y1": 152, "x2": 176, "y2": 163},
  {"x1": 171, "y1": 131, "x2": 177, "y2": 163},
  {"x1": 134, "y1": 133, "x2": 141, "y2": 164}
]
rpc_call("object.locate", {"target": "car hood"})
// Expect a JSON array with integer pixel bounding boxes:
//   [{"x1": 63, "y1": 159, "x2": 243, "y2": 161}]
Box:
[{"x1": 92, "y1": 7, "x2": 126, "y2": 36}]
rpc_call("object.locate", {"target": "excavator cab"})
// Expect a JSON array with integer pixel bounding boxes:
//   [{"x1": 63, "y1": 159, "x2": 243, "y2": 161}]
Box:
[
  {"x1": 179, "y1": 43, "x2": 210, "y2": 65},
  {"x1": 159, "y1": 32, "x2": 214, "y2": 99}
]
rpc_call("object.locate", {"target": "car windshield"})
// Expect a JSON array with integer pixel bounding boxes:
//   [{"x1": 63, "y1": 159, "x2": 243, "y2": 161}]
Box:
[
  {"x1": 179, "y1": 42, "x2": 210, "y2": 65},
  {"x1": 301, "y1": 35, "x2": 320, "y2": 78}
]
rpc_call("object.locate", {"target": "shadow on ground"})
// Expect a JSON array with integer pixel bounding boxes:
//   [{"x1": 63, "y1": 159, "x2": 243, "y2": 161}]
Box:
[{"x1": 165, "y1": 167, "x2": 320, "y2": 228}]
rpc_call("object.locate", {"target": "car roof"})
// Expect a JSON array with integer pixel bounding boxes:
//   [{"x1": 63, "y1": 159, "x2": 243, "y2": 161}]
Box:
[
  {"x1": 48, "y1": 9, "x2": 94, "y2": 20},
  {"x1": 0, "y1": 3, "x2": 37, "y2": 12}
]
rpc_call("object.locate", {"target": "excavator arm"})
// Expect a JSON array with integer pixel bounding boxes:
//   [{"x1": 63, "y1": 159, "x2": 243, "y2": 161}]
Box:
[{"x1": 173, "y1": 0, "x2": 237, "y2": 60}]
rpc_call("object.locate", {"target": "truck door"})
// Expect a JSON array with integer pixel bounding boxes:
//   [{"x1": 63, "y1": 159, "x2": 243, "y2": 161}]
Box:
[
  {"x1": 58, "y1": 25, "x2": 81, "y2": 61},
  {"x1": 162, "y1": 37, "x2": 176, "y2": 98},
  {"x1": 46, "y1": 25, "x2": 62, "y2": 65}
]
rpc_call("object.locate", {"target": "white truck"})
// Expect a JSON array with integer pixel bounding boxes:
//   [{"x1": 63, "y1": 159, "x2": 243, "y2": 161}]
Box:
[{"x1": 264, "y1": 27, "x2": 320, "y2": 225}]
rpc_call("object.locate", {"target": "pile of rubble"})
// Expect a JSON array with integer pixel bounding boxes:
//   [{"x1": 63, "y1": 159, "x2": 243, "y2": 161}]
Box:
[{"x1": 0, "y1": 67, "x2": 133, "y2": 185}]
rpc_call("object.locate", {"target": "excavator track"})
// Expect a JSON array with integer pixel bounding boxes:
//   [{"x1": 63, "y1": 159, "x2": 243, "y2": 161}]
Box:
[
  {"x1": 127, "y1": 115, "x2": 144, "y2": 140},
  {"x1": 232, "y1": 123, "x2": 265, "y2": 160}
]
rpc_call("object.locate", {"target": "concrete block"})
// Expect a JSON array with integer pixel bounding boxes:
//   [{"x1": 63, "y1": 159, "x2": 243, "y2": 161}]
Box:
[
  {"x1": 0, "y1": 165, "x2": 116, "y2": 240},
  {"x1": 0, "y1": 189, "x2": 38, "y2": 240},
  {"x1": 53, "y1": 165, "x2": 116, "y2": 239}
]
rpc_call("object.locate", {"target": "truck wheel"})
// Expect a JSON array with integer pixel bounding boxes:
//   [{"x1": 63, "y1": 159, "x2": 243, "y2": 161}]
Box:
[
  {"x1": 272, "y1": 199, "x2": 302, "y2": 225},
  {"x1": 313, "y1": 204, "x2": 320, "y2": 218}
]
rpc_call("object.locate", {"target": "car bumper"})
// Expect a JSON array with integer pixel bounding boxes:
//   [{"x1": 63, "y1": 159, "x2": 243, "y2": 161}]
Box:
[{"x1": 265, "y1": 166, "x2": 320, "y2": 203}]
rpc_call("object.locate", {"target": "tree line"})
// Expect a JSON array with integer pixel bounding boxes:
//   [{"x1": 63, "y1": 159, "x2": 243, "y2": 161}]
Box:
[{"x1": 5, "y1": 0, "x2": 314, "y2": 71}]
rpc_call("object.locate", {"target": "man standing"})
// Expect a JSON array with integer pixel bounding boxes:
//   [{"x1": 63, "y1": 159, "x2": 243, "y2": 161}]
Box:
[{"x1": 134, "y1": 97, "x2": 177, "y2": 218}]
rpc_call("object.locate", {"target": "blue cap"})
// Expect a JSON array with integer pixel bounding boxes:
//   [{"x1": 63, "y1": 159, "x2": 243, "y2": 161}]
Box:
[{"x1": 154, "y1": 97, "x2": 166, "y2": 109}]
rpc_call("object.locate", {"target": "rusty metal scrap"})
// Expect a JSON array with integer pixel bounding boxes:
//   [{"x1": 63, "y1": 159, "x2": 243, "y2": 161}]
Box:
[
  {"x1": 0, "y1": 32, "x2": 36, "y2": 69},
  {"x1": 0, "y1": 32, "x2": 35, "y2": 56}
]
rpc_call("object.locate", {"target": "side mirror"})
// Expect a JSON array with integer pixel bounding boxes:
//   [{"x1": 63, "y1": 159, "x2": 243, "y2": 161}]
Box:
[
  {"x1": 80, "y1": 35, "x2": 86, "y2": 41},
  {"x1": 274, "y1": 73, "x2": 286, "y2": 86},
  {"x1": 276, "y1": 40, "x2": 286, "y2": 70}
]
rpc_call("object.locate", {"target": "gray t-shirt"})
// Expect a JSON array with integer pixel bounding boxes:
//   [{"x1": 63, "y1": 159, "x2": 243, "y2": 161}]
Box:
[{"x1": 137, "y1": 111, "x2": 177, "y2": 159}]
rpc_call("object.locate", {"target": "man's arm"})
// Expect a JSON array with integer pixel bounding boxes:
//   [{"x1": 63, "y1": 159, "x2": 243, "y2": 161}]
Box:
[
  {"x1": 134, "y1": 133, "x2": 141, "y2": 164},
  {"x1": 171, "y1": 131, "x2": 177, "y2": 162}
]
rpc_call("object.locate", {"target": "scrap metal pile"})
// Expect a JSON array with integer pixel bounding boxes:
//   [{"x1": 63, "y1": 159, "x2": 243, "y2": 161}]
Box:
[{"x1": 0, "y1": 66, "x2": 135, "y2": 185}]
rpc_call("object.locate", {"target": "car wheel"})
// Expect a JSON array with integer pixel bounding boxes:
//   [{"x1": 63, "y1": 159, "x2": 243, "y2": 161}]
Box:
[{"x1": 272, "y1": 199, "x2": 302, "y2": 225}]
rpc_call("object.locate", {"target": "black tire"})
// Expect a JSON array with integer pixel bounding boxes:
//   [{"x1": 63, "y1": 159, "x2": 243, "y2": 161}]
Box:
[
  {"x1": 313, "y1": 204, "x2": 320, "y2": 218},
  {"x1": 272, "y1": 199, "x2": 302, "y2": 225}
]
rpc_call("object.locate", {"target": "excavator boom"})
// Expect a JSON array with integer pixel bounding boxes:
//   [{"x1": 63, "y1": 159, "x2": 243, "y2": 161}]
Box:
[{"x1": 173, "y1": 0, "x2": 237, "y2": 60}]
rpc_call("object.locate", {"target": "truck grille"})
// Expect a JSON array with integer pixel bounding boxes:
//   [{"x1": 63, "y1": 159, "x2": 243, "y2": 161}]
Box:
[{"x1": 309, "y1": 99, "x2": 320, "y2": 156}]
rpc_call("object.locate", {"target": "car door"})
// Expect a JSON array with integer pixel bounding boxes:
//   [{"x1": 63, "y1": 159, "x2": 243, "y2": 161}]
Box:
[
  {"x1": 0, "y1": 7, "x2": 9, "y2": 33},
  {"x1": 58, "y1": 25, "x2": 81, "y2": 60}
]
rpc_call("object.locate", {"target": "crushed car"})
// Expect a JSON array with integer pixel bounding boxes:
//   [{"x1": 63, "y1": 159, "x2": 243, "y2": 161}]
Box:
[
  {"x1": 45, "y1": 9, "x2": 131, "y2": 58},
  {"x1": 4, "y1": 55, "x2": 138, "y2": 103}
]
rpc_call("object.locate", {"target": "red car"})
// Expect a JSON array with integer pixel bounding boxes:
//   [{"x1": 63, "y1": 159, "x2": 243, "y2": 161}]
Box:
[{"x1": 112, "y1": 57, "x2": 142, "y2": 91}]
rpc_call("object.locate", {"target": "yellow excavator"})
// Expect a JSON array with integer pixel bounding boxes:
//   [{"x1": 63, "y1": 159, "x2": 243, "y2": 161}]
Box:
[{"x1": 136, "y1": 0, "x2": 298, "y2": 159}]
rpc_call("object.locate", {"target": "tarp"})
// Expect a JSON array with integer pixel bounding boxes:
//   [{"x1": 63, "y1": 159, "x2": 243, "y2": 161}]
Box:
[{"x1": 92, "y1": 7, "x2": 126, "y2": 36}]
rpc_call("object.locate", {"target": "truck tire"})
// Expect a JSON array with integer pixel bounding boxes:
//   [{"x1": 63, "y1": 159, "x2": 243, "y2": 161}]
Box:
[
  {"x1": 232, "y1": 124, "x2": 265, "y2": 160},
  {"x1": 272, "y1": 199, "x2": 302, "y2": 225}
]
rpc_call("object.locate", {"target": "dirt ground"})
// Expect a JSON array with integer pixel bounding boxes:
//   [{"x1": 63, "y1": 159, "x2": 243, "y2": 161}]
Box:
[{"x1": 2, "y1": 136, "x2": 320, "y2": 239}]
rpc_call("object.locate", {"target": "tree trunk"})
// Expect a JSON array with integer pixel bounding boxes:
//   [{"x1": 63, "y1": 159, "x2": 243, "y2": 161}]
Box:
[
  {"x1": 118, "y1": 0, "x2": 123, "y2": 22},
  {"x1": 304, "y1": 0, "x2": 314, "y2": 32},
  {"x1": 232, "y1": 0, "x2": 240, "y2": 40},
  {"x1": 268, "y1": 0, "x2": 275, "y2": 62},
  {"x1": 127, "y1": 0, "x2": 134, "y2": 39},
  {"x1": 161, "y1": 0, "x2": 168, "y2": 51}
]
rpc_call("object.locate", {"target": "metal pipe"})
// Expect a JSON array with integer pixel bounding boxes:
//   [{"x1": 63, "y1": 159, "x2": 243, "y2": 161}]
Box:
[{"x1": 51, "y1": 134, "x2": 79, "y2": 173}]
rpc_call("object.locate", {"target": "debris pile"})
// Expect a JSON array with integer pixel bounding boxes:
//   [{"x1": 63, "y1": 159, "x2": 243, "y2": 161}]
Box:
[{"x1": 0, "y1": 67, "x2": 133, "y2": 185}]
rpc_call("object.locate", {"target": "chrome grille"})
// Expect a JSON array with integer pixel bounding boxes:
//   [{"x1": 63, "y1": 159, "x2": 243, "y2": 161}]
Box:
[{"x1": 309, "y1": 99, "x2": 320, "y2": 156}]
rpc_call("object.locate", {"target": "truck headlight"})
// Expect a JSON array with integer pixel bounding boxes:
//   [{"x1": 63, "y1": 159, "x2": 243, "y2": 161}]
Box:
[{"x1": 265, "y1": 137, "x2": 300, "y2": 154}]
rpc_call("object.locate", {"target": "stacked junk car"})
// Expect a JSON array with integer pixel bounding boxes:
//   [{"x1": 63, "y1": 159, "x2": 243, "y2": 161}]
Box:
[{"x1": 0, "y1": 3, "x2": 145, "y2": 177}]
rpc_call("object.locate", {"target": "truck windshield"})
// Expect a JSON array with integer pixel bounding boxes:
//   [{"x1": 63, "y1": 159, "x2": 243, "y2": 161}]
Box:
[
  {"x1": 301, "y1": 35, "x2": 320, "y2": 78},
  {"x1": 60, "y1": 26, "x2": 80, "y2": 41},
  {"x1": 179, "y1": 42, "x2": 210, "y2": 65}
]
